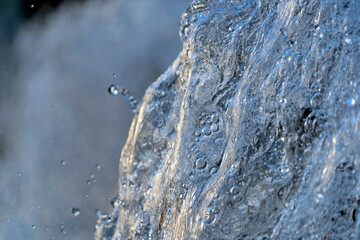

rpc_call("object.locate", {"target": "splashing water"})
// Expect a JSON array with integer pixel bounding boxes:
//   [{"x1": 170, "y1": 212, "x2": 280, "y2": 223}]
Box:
[{"x1": 96, "y1": 0, "x2": 360, "y2": 239}]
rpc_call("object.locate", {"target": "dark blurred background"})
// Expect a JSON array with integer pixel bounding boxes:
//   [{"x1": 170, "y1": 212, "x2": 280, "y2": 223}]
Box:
[{"x1": 0, "y1": 0, "x2": 190, "y2": 239}]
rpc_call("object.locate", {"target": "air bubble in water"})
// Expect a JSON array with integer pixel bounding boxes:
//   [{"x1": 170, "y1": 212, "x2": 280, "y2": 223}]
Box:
[
  {"x1": 196, "y1": 157, "x2": 207, "y2": 169},
  {"x1": 60, "y1": 160, "x2": 66, "y2": 166},
  {"x1": 202, "y1": 126, "x2": 211, "y2": 136},
  {"x1": 71, "y1": 208, "x2": 80, "y2": 216},
  {"x1": 210, "y1": 167, "x2": 218, "y2": 174},
  {"x1": 210, "y1": 123, "x2": 219, "y2": 132},
  {"x1": 210, "y1": 114, "x2": 219, "y2": 123},
  {"x1": 195, "y1": 130, "x2": 202, "y2": 137},
  {"x1": 96, "y1": 164, "x2": 101, "y2": 170},
  {"x1": 32, "y1": 225, "x2": 36, "y2": 229}
]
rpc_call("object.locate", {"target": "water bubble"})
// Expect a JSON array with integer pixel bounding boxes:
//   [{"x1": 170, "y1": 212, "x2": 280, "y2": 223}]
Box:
[
  {"x1": 30, "y1": 4, "x2": 34, "y2": 8},
  {"x1": 90, "y1": 173, "x2": 95, "y2": 179},
  {"x1": 32, "y1": 225, "x2": 36, "y2": 229},
  {"x1": 210, "y1": 123, "x2": 219, "y2": 132},
  {"x1": 347, "y1": 97, "x2": 356, "y2": 106},
  {"x1": 109, "y1": 84, "x2": 120, "y2": 96},
  {"x1": 113, "y1": 73, "x2": 117, "y2": 77},
  {"x1": 71, "y1": 208, "x2": 80, "y2": 217},
  {"x1": 200, "y1": 120, "x2": 207, "y2": 126},
  {"x1": 60, "y1": 160, "x2": 66, "y2": 166},
  {"x1": 194, "y1": 130, "x2": 201, "y2": 137},
  {"x1": 202, "y1": 126, "x2": 211, "y2": 136},
  {"x1": 310, "y1": 93, "x2": 322, "y2": 108},
  {"x1": 96, "y1": 164, "x2": 101, "y2": 170},
  {"x1": 196, "y1": 157, "x2": 207, "y2": 169},
  {"x1": 210, "y1": 114, "x2": 219, "y2": 123},
  {"x1": 210, "y1": 167, "x2": 218, "y2": 174},
  {"x1": 191, "y1": 145, "x2": 197, "y2": 152},
  {"x1": 230, "y1": 186, "x2": 240, "y2": 195}
]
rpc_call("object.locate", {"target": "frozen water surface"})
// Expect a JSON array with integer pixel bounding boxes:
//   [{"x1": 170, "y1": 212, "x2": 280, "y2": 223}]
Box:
[{"x1": 95, "y1": 0, "x2": 360, "y2": 239}]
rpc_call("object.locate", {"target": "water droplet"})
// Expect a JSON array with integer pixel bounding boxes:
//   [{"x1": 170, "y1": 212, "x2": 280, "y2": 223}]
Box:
[
  {"x1": 18, "y1": 172, "x2": 21, "y2": 176},
  {"x1": 210, "y1": 123, "x2": 219, "y2": 132},
  {"x1": 96, "y1": 164, "x2": 101, "y2": 170},
  {"x1": 196, "y1": 157, "x2": 207, "y2": 169},
  {"x1": 60, "y1": 160, "x2": 66, "y2": 166},
  {"x1": 30, "y1": 4, "x2": 34, "y2": 8},
  {"x1": 90, "y1": 173, "x2": 95, "y2": 179},
  {"x1": 108, "y1": 85, "x2": 138, "y2": 113},
  {"x1": 200, "y1": 120, "x2": 207, "y2": 126},
  {"x1": 202, "y1": 126, "x2": 211, "y2": 136},
  {"x1": 310, "y1": 93, "x2": 322, "y2": 108},
  {"x1": 32, "y1": 225, "x2": 36, "y2": 229},
  {"x1": 113, "y1": 73, "x2": 117, "y2": 77},
  {"x1": 71, "y1": 208, "x2": 80, "y2": 217},
  {"x1": 347, "y1": 97, "x2": 356, "y2": 106},
  {"x1": 109, "y1": 84, "x2": 120, "y2": 96}
]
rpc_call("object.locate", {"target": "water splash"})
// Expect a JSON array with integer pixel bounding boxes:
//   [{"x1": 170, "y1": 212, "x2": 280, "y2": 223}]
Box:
[{"x1": 96, "y1": 0, "x2": 360, "y2": 239}]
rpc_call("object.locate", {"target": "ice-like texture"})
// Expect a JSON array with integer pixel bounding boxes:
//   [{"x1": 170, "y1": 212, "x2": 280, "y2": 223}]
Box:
[{"x1": 95, "y1": 0, "x2": 360, "y2": 239}]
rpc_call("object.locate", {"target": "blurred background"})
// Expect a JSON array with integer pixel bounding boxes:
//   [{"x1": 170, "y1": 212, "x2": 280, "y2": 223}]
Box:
[{"x1": 0, "y1": 0, "x2": 191, "y2": 239}]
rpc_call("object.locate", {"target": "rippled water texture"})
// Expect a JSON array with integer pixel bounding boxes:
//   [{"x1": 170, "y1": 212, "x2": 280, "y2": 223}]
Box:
[{"x1": 96, "y1": 0, "x2": 360, "y2": 239}]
